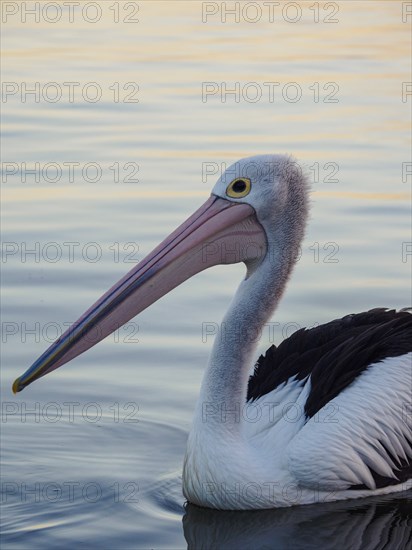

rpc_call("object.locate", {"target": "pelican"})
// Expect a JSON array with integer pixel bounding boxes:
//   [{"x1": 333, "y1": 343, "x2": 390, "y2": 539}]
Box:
[{"x1": 13, "y1": 155, "x2": 412, "y2": 510}]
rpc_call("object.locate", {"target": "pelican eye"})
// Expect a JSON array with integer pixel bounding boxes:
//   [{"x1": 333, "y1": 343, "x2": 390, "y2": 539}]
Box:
[{"x1": 226, "y1": 178, "x2": 251, "y2": 198}]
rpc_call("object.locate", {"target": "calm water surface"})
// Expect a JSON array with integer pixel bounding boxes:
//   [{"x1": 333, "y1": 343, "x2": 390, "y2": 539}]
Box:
[{"x1": 1, "y1": 2, "x2": 411, "y2": 548}]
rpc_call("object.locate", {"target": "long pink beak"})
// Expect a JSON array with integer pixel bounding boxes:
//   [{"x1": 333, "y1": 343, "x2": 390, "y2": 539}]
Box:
[{"x1": 13, "y1": 195, "x2": 266, "y2": 393}]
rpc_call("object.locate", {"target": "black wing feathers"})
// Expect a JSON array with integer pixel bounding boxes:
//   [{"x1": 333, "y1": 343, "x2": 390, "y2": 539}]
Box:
[{"x1": 247, "y1": 308, "x2": 412, "y2": 419}]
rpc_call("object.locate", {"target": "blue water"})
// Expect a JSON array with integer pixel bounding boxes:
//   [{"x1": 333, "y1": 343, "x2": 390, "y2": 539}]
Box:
[{"x1": 1, "y1": 2, "x2": 411, "y2": 548}]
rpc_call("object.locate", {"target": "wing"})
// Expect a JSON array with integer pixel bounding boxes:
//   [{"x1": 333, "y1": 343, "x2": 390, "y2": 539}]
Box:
[
  {"x1": 247, "y1": 308, "x2": 412, "y2": 419},
  {"x1": 286, "y1": 353, "x2": 412, "y2": 491},
  {"x1": 247, "y1": 308, "x2": 412, "y2": 491}
]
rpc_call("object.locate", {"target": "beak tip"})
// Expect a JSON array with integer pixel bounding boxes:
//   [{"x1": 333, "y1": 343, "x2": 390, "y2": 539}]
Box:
[{"x1": 12, "y1": 377, "x2": 22, "y2": 394}]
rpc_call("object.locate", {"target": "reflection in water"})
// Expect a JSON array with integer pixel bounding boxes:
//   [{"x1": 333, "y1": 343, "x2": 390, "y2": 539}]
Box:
[{"x1": 183, "y1": 492, "x2": 412, "y2": 550}]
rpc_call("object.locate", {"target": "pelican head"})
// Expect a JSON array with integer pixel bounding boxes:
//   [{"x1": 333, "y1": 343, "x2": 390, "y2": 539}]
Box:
[{"x1": 13, "y1": 154, "x2": 308, "y2": 393}]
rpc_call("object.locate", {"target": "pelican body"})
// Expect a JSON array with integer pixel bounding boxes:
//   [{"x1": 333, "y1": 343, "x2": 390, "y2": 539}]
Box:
[{"x1": 13, "y1": 155, "x2": 412, "y2": 509}]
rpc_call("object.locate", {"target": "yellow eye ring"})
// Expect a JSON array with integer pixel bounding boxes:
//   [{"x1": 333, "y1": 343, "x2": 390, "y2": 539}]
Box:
[{"x1": 226, "y1": 177, "x2": 251, "y2": 199}]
